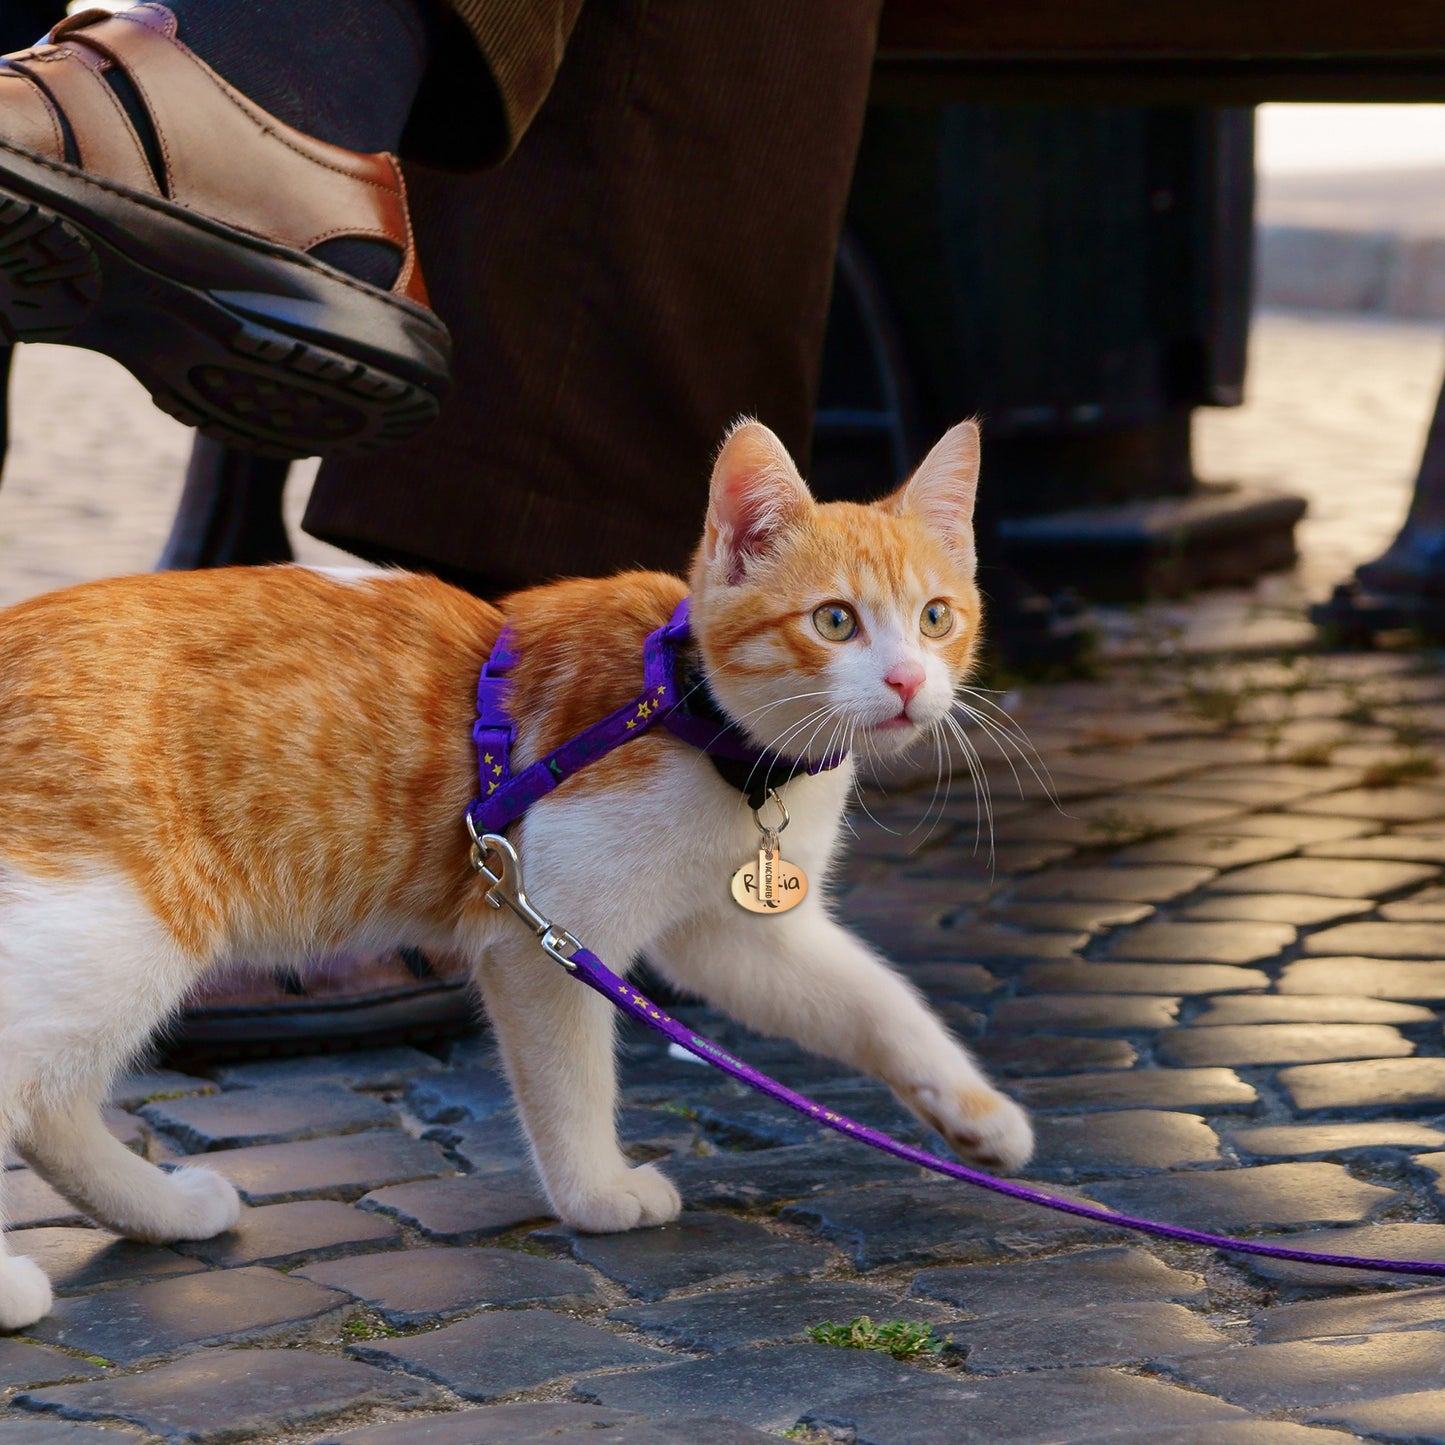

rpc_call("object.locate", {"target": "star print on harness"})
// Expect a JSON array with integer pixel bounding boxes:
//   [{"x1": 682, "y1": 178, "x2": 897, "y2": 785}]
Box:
[{"x1": 466, "y1": 595, "x2": 846, "y2": 912}]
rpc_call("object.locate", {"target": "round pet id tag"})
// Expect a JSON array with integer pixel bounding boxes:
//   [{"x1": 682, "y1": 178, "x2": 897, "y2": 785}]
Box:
[{"x1": 731, "y1": 793, "x2": 808, "y2": 914}]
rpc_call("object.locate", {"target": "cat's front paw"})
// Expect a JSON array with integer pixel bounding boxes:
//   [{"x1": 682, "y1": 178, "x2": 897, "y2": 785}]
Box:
[
  {"x1": 556, "y1": 1162, "x2": 682, "y2": 1233},
  {"x1": 138, "y1": 1165, "x2": 241, "y2": 1243},
  {"x1": 0, "y1": 1253, "x2": 53, "y2": 1332},
  {"x1": 898, "y1": 1081, "x2": 1034, "y2": 1174}
]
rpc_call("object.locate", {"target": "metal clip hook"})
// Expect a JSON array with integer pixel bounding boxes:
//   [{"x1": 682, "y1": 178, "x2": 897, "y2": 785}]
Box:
[{"x1": 465, "y1": 818, "x2": 582, "y2": 970}]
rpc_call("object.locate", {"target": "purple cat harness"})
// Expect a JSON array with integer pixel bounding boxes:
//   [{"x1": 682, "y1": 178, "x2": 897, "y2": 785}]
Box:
[
  {"x1": 467, "y1": 596, "x2": 845, "y2": 834},
  {"x1": 465, "y1": 602, "x2": 1445, "y2": 1280}
]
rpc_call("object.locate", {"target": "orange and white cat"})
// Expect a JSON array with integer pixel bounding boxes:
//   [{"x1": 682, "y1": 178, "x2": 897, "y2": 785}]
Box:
[{"x1": 0, "y1": 419, "x2": 1031, "y2": 1330}]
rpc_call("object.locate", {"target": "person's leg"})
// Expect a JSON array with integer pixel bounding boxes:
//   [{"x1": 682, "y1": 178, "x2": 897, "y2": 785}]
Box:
[{"x1": 306, "y1": 0, "x2": 885, "y2": 590}]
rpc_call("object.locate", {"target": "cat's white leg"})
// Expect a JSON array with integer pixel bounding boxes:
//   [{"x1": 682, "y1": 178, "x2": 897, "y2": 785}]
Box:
[
  {"x1": 650, "y1": 907, "x2": 1033, "y2": 1172},
  {"x1": 18, "y1": 1100, "x2": 240, "y2": 1244},
  {"x1": 0, "y1": 1151, "x2": 54, "y2": 1331},
  {"x1": 472, "y1": 934, "x2": 681, "y2": 1232},
  {"x1": 0, "y1": 863, "x2": 238, "y2": 1249}
]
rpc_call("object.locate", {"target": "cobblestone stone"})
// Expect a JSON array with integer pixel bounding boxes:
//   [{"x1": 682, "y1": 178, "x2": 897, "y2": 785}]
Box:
[
  {"x1": 325, "y1": 1407, "x2": 775, "y2": 1445},
  {"x1": 982, "y1": 900, "x2": 1154, "y2": 932},
  {"x1": 1178, "y1": 892, "x2": 1373, "y2": 925},
  {"x1": 609, "y1": 1280, "x2": 946, "y2": 1353},
  {"x1": 1158, "y1": 1022, "x2": 1413, "y2": 1067},
  {"x1": 1190, "y1": 994, "x2": 1435, "y2": 1025},
  {"x1": 1010, "y1": 866, "x2": 1218, "y2": 902},
  {"x1": 803, "y1": 1368, "x2": 1252, "y2": 1445},
  {"x1": 574, "y1": 1342, "x2": 918, "y2": 1432},
  {"x1": 973, "y1": 1036, "x2": 1138, "y2": 1076},
  {"x1": 27, "y1": 1266, "x2": 351, "y2": 1366},
  {"x1": 1291, "y1": 786, "x2": 1445, "y2": 823},
  {"x1": 1206, "y1": 856, "x2": 1439, "y2": 897},
  {"x1": 1306, "y1": 1389, "x2": 1445, "y2": 1442},
  {"x1": 535, "y1": 1212, "x2": 828, "y2": 1299},
  {"x1": 1238, "y1": 1224, "x2": 1445, "y2": 1289},
  {"x1": 1307, "y1": 833, "x2": 1445, "y2": 864},
  {"x1": 0, "y1": 1340, "x2": 105, "y2": 1390},
  {"x1": 780, "y1": 1182, "x2": 1114, "y2": 1269},
  {"x1": 405, "y1": 1069, "x2": 515, "y2": 1126},
  {"x1": 350, "y1": 1310, "x2": 666, "y2": 1401},
  {"x1": 6, "y1": 1172, "x2": 85, "y2": 1229},
  {"x1": 1090, "y1": 1161, "x2": 1397, "y2": 1230},
  {"x1": 1011, "y1": 1066, "x2": 1257, "y2": 1113},
  {"x1": 1233, "y1": 1120, "x2": 1445, "y2": 1158},
  {"x1": 359, "y1": 1169, "x2": 554, "y2": 1241},
  {"x1": 1162, "y1": 1330, "x2": 1445, "y2": 1409},
  {"x1": 666, "y1": 1139, "x2": 917, "y2": 1208},
  {"x1": 1279, "y1": 1057, "x2": 1445, "y2": 1112},
  {"x1": 1254, "y1": 1285, "x2": 1445, "y2": 1342},
  {"x1": 1021, "y1": 962, "x2": 1270, "y2": 995},
  {"x1": 1303, "y1": 921, "x2": 1445, "y2": 956},
  {"x1": 172, "y1": 1199, "x2": 400, "y2": 1267},
  {"x1": 107, "y1": 1071, "x2": 215, "y2": 1110},
  {"x1": 139, "y1": 1083, "x2": 395, "y2": 1152},
  {"x1": 988, "y1": 994, "x2": 1181, "y2": 1031},
  {"x1": 15, "y1": 1348, "x2": 433, "y2": 1441},
  {"x1": 206, "y1": 1130, "x2": 452, "y2": 1203},
  {"x1": 296, "y1": 1246, "x2": 598, "y2": 1325},
  {"x1": 955, "y1": 1299, "x2": 1231, "y2": 1370},
  {"x1": 1109, "y1": 834, "x2": 1296, "y2": 868},
  {"x1": 1280, "y1": 956, "x2": 1445, "y2": 998},
  {"x1": 911, "y1": 1247, "x2": 1206, "y2": 1314},
  {"x1": 1029, "y1": 1111, "x2": 1221, "y2": 1177},
  {"x1": 1104, "y1": 921, "x2": 1295, "y2": 964},
  {"x1": 0, "y1": 1425, "x2": 144, "y2": 1443},
  {"x1": 12, "y1": 1230, "x2": 204, "y2": 1294}
]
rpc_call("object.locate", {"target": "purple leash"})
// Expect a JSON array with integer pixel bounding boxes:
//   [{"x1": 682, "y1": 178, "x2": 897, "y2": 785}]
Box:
[
  {"x1": 470, "y1": 831, "x2": 1445, "y2": 1281},
  {"x1": 465, "y1": 601, "x2": 1444, "y2": 1278}
]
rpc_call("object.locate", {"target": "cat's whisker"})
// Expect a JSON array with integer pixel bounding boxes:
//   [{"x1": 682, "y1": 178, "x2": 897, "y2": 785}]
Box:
[
  {"x1": 940, "y1": 710, "x2": 996, "y2": 862},
  {"x1": 952, "y1": 686, "x2": 1057, "y2": 800},
  {"x1": 948, "y1": 695, "x2": 1057, "y2": 812}
]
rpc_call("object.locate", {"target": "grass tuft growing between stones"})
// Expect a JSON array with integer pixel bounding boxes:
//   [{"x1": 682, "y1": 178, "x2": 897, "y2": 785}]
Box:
[
  {"x1": 807, "y1": 1315, "x2": 950, "y2": 1361},
  {"x1": 1360, "y1": 752, "x2": 1440, "y2": 788},
  {"x1": 340, "y1": 1311, "x2": 400, "y2": 1342}
]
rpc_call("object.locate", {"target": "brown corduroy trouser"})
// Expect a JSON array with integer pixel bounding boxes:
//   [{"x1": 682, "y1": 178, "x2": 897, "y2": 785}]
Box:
[{"x1": 304, "y1": 0, "x2": 884, "y2": 593}]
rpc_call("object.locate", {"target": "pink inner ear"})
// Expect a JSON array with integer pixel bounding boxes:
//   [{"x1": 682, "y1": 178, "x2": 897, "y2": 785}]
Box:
[{"x1": 708, "y1": 424, "x2": 810, "y2": 581}]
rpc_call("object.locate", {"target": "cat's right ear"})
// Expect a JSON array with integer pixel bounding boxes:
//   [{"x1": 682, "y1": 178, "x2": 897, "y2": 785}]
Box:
[{"x1": 703, "y1": 420, "x2": 813, "y2": 585}]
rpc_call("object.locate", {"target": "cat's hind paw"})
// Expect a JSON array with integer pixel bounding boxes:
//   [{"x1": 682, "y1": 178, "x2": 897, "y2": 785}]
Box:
[
  {"x1": 557, "y1": 1162, "x2": 682, "y2": 1233},
  {"x1": 0, "y1": 1253, "x2": 53, "y2": 1332},
  {"x1": 899, "y1": 1081, "x2": 1035, "y2": 1175}
]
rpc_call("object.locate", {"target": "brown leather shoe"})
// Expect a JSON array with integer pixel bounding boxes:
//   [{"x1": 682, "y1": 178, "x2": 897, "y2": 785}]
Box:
[{"x1": 0, "y1": 4, "x2": 451, "y2": 458}]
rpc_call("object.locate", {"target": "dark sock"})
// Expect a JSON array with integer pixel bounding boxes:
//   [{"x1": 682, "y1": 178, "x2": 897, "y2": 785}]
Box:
[{"x1": 164, "y1": 0, "x2": 433, "y2": 288}]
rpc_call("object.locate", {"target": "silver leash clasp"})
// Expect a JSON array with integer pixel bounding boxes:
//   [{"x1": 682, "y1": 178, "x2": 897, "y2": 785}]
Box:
[{"x1": 465, "y1": 818, "x2": 582, "y2": 970}]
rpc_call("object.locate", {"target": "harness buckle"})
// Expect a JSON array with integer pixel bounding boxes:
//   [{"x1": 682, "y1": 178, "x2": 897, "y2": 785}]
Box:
[{"x1": 465, "y1": 820, "x2": 581, "y2": 970}]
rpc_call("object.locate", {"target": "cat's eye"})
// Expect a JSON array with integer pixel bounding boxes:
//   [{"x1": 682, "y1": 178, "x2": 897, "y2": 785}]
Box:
[
  {"x1": 813, "y1": 602, "x2": 858, "y2": 642},
  {"x1": 920, "y1": 600, "x2": 953, "y2": 638}
]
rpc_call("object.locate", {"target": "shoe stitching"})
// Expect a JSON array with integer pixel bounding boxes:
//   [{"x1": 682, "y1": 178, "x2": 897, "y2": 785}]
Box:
[{"x1": 0, "y1": 136, "x2": 441, "y2": 324}]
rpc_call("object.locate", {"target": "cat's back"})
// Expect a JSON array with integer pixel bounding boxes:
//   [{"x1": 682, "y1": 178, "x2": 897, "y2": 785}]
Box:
[{"x1": 0, "y1": 569, "x2": 503, "y2": 932}]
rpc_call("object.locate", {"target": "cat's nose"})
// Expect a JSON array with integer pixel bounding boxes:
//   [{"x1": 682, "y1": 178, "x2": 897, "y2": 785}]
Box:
[{"x1": 885, "y1": 662, "x2": 926, "y2": 706}]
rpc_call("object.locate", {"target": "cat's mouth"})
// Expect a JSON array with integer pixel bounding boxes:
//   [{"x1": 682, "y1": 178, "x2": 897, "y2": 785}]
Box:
[{"x1": 871, "y1": 712, "x2": 916, "y2": 733}]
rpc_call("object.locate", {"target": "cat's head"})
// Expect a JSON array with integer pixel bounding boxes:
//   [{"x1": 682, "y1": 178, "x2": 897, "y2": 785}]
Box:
[{"x1": 688, "y1": 418, "x2": 983, "y2": 761}]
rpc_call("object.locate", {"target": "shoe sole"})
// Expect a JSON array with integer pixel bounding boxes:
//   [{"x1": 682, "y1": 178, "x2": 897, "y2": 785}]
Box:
[{"x1": 0, "y1": 146, "x2": 452, "y2": 460}]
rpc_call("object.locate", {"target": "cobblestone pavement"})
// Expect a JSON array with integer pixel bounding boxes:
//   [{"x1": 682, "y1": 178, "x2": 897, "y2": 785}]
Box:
[
  {"x1": 6, "y1": 318, "x2": 1445, "y2": 1441},
  {"x1": 4, "y1": 644, "x2": 1445, "y2": 1441}
]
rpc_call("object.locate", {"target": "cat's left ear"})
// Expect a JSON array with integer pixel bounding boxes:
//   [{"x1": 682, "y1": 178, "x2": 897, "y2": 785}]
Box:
[
  {"x1": 900, "y1": 420, "x2": 981, "y2": 576},
  {"x1": 703, "y1": 419, "x2": 813, "y2": 585}
]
